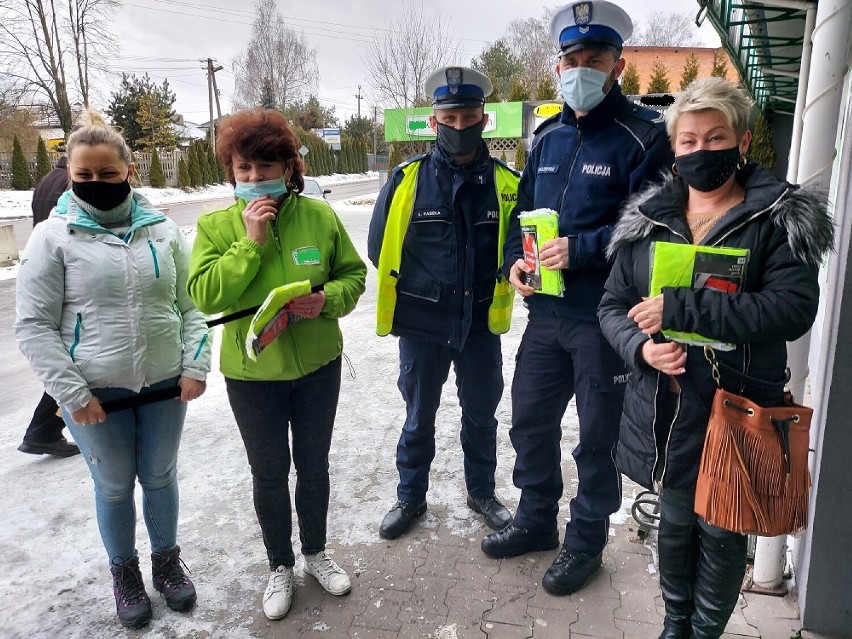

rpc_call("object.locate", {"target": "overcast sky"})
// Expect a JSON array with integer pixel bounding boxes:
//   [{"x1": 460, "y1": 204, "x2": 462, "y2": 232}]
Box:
[{"x1": 105, "y1": 0, "x2": 721, "y2": 125}]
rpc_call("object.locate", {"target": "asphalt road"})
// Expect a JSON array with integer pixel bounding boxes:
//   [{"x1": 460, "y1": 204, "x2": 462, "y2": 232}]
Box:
[{"x1": 5, "y1": 178, "x2": 379, "y2": 252}]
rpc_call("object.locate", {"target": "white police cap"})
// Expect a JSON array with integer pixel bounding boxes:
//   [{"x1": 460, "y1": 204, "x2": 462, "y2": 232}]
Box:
[
  {"x1": 424, "y1": 66, "x2": 493, "y2": 109},
  {"x1": 550, "y1": 1, "x2": 633, "y2": 56}
]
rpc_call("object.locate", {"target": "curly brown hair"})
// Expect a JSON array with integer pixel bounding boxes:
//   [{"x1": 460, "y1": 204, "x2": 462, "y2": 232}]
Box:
[{"x1": 215, "y1": 109, "x2": 305, "y2": 193}]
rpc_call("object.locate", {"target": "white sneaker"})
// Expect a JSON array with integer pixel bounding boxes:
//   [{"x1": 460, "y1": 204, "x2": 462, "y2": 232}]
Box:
[
  {"x1": 304, "y1": 551, "x2": 351, "y2": 596},
  {"x1": 263, "y1": 565, "x2": 293, "y2": 620}
]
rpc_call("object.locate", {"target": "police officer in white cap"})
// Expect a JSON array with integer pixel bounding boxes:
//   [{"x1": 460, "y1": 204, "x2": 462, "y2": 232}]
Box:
[
  {"x1": 368, "y1": 66, "x2": 520, "y2": 540},
  {"x1": 481, "y1": 0, "x2": 672, "y2": 598}
]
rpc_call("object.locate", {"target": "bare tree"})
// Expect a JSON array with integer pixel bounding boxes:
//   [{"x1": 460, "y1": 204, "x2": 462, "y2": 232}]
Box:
[
  {"x1": 232, "y1": 0, "x2": 317, "y2": 110},
  {"x1": 628, "y1": 11, "x2": 698, "y2": 47},
  {"x1": 67, "y1": 0, "x2": 120, "y2": 107},
  {"x1": 0, "y1": 0, "x2": 119, "y2": 133},
  {"x1": 505, "y1": 7, "x2": 558, "y2": 95},
  {"x1": 364, "y1": 6, "x2": 461, "y2": 109}
]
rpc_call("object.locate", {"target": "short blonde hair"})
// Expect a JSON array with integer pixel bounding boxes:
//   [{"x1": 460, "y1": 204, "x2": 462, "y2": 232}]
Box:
[
  {"x1": 66, "y1": 108, "x2": 133, "y2": 166},
  {"x1": 664, "y1": 77, "x2": 753, "y2": 140}
]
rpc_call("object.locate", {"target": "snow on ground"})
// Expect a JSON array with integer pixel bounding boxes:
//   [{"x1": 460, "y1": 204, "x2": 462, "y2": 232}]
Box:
[
  {"x1": 0, "y1": 195, "x2": 640, "y2": 638},
  {"x1": 0, "y1": 172, "x2": 379, "y2": 220}
]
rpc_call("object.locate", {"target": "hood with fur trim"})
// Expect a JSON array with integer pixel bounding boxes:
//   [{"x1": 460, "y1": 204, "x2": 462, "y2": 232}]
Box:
[{"x1": 608, "y1": 165, "x2": 834, "y2": 267}]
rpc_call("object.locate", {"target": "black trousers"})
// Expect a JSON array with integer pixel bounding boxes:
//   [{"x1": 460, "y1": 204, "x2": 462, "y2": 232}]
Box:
[
  {"x1": 22, "y1": 391, "x2": 66, "y2": 444},
  {"x1": 226, "y1": 357, "x2": 341, "y2": 569}
]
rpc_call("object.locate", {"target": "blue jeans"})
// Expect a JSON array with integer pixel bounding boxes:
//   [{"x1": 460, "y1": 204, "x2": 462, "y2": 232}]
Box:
[
  {"x1": 63, "y1": 376, "x2": 186, "y2": 564},
  {"x1": 225, "y1": 357, "x2": 341, "y2": 569},
  {"x1": 395, "y1": 333, "x2": 503, "y2": 503}
]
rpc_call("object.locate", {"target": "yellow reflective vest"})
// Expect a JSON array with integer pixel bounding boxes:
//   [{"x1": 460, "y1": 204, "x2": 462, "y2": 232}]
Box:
[{"x1": 375, "y1": 158, "x2": 519, "y2": 337}]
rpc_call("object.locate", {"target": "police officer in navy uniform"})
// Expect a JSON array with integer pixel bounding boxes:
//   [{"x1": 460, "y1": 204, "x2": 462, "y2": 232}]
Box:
[
  {"x1": 368, "y1": 66, "x2": 520, "y2": 540},
  {"x1": 481, "y1": 1, "x2": 672, "y2": 595}
]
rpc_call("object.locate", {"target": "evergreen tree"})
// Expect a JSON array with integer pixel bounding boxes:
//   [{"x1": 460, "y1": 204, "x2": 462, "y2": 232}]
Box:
[
  {"x1": 507, "y1": 77, "x2": 531, "y2": 102},
  {"x1": 388, "y1": 144, "x2": 403, "y2": 171},
  {"x1": 107, "y1": 73, "x2": 177, "y2": 151},
  {"x1": 207, "y1": 145, "x2": 221, "y2": 183},
  {"x1": 647, "y1": 60, "x2": 671, "y2": 94},
  {"x1": 485, "y1": 82, "x2": 501, "y2": 104},
  {"x1": 136, "y1": 92, "x2": 178, "y2": 152},
  {"x1": 197, "y1": 141, "x2": 213, "y2": 184},
  {"x1": 620, "y1": 62, "x2": 641, "y2": 95},
  {"x1": 149, "y1": 147, "x2": 166, "y2": 187},
  {"x1": 680, "y1": 53, "x2": 700, "y2": 91},
  {"x1": 188, "y1": 144, "x2": 202, "y2": 187},
  {"x1": 534, "y1": 75, "x2": 557, "y2": 100},
  {"x1": 748, "y1": 112, "x2": 776, "y2": 171},
  {"x1": 178, "y1": 156, "x2": 191, "y2": 189},
  {"x1": 711, "y1": 49, "x2": 729, "y2": 78},
  {"x1": 514, "y1": 140, "x2": 526, "y2": 172},
  {"x1": 11, "y1": 136, "x2": 32, "y2": 190},
  {"x1": 35, "y1": 138, "x2": 52, "y2": 182}
]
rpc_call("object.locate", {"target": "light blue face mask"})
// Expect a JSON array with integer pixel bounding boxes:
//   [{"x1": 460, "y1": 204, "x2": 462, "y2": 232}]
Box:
[
  {"x1": 234, "y1": 177, "x2": 288, "y2": 201},
  {"x1": 559, "y1": 65, "x2": 613, "y2": 113}
]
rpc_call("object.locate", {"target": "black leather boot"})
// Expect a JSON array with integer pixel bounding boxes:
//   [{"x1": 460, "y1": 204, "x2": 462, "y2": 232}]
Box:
[
  {"x1": 691, "y1": 528, "x2": 748, "y2": 639},
  {"x1": 656, "y1": 519, "x2": 698, "y2": 639}
]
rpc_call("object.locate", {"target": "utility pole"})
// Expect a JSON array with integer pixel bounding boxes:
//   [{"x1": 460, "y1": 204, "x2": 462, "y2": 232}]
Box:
[
  {"x1": 372, "y1": 105, "x2": 378, "y2": 170},
  {"x1": 355, "y1": 85, "x2": 363, "y2": 119},
  {"x1": 204, "y1": 58, "x2": 224, "y2": 149}
]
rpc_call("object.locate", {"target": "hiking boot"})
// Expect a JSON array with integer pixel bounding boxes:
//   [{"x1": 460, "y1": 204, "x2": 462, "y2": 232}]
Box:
[
  {"x1": 151, "y1": 546, "x2": 197, "y2": 611},
  {"x1": 110, "y1": 556, "x2": 152, "y2": 629},
  {"x1": 263, "y1": 565, "x2": 294, "y2": 620},
  {"x1": 304, "y1": 550, "x2": 351, "y2": 595}
]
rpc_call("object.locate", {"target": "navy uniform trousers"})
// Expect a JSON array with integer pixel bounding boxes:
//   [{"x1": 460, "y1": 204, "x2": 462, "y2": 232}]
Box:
[
  {"x1": 395, "y1": 331, "x2": 503, "y2": 504},
  {"x1": 510, "y1": 312, "x2": 628, "y2": 556}
]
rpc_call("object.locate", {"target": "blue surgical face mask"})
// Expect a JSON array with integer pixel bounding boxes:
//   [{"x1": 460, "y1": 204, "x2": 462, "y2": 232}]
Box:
[
  {"x1": 560, "y1": 64, "x2": 613, "y2": 113},
  {"x1": 234, "y1": 177, "x2": 288, "y2": 201}
]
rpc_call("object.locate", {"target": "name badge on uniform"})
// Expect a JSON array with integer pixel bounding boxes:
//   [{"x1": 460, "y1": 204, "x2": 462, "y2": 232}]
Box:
[
  {"x1": 538, "y1": 165, "x2": 559, "y2": 174},
  {"x1": 292, "y1": 246, "x2": 321, "y2": 265}
]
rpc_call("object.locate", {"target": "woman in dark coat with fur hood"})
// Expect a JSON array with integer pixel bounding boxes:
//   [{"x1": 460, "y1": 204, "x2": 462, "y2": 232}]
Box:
[{"x1": 598, "y1": 78, "x2": 833, "y2": 639}]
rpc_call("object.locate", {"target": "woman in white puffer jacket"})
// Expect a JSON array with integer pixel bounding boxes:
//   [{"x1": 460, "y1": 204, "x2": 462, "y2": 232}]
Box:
[{"x1": 15, "y1": 109, "x2": 211, "y2": 630}]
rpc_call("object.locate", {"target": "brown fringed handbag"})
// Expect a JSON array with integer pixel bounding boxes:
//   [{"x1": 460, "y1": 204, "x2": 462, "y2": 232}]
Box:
[{"x1": 694, "y1": 347, "x2": 812, "y2": 536}]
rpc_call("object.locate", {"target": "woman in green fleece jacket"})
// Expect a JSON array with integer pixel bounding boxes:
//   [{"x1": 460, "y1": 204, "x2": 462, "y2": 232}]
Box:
[{"x1": 187, "y1": 109, "x2": 366, "y2": 621}]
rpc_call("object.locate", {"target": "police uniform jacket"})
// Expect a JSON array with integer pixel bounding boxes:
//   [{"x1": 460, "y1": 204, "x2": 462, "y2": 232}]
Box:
[
  {"x1": 504, "y1": 84, "x2": 670, "y2": 319},
  {"x1": 598, "y1": 164, "x2": 833, "y2": 491},
  {"x1": 368, "y1": 143, "x2": 506, "y2": 349}
]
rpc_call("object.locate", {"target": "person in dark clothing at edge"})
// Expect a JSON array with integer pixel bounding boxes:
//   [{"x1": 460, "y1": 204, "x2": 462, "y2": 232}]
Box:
[
  {"x1": 368, "y1": 66, "x2": 520, "y2": 540},
  {"x1": 598, "y1": 77, "x2": 832, "y2": 639},
  {"x1": 480, "y1": 0, "x2": 671, "y2": 596},
  {"x1": 18, "y1": 155, "x2": 80, "y2": 458}
]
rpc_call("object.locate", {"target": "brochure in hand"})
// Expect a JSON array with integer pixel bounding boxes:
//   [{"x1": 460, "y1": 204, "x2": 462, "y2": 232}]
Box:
[
  {"x1": 519, "y1": 209, "x2": 565, "y2": 297},
  {"x1": 245, "y1": 280, "x2": 313, "y2": 360},
  {"x1": 649, "y1": 241, "x2": 749, "y2": 350}
]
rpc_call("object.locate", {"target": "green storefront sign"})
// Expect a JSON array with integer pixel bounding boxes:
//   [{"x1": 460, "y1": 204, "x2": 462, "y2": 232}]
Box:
[{"x1": 384, "y1": 102, "x2": 524, "y2": 141}]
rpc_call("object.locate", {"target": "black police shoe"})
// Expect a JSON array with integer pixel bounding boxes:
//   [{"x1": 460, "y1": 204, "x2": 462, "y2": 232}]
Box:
[
  {"x1": 480, "y1": 524, "x2": 559, "y2": 559},
  {"x1": 379, "y1": 500, "x2": 427, "y2": 540},
  {"x1": 466, "y1": 494, "x2": 512, "y2": 531},
  {"x1": 541, "y1": 547, "x2": 603, "y2": 596},
  {"x1": 18, "y1": 439, "x2": 80, "y2": 457}
]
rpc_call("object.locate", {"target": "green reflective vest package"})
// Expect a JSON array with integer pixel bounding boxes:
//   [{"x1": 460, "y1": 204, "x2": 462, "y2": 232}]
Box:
[
  {"x1": 245, "y1": 279, "x2": 312, "y2": 360},
  {"x1": 519, "y1": 209, "x2": 565, "y2": 297},
  {"x1": 649, "y1": 241, "x2": 750, "y2": 350}
]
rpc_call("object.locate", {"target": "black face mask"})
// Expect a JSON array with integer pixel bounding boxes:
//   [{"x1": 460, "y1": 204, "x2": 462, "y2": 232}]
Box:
[
  {"x1": 436, "y1": 121, "x2": 484, "y2": 158},
  {"x1": 674, "y1": 147, "x2": 740, "y2": 192},
  {"x1": 72, "y1": 178, "x2": 131, "y2": 211}
]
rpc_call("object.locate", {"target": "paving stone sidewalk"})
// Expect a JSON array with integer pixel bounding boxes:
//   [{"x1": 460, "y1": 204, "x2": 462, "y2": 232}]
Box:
[{"x1": 233, "y1": 503, "x2": 803, "y2": 639}]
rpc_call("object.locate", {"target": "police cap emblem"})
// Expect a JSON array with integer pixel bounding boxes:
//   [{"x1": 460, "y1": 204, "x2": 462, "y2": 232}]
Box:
[
  {"x1": 445, "y1": 67, "x2": 463, "y2": 94},
  {"x1": 573, "y1": 2, "x2": 592, "y2": 26}
]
